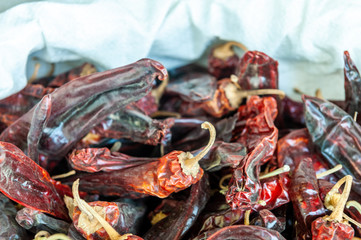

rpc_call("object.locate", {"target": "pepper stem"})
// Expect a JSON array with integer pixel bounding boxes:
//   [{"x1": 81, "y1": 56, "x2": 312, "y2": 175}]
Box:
[
  {"x1": 52, "y1": 170, "x2": 76, "y2": 180},
  {"x1": 316, "y1": 164, "x2": 342, "y2": 179},
  {"x1": 151, "y1": 75, "x2": 169, "y2": 103},
  {"x1": 178, "y1": 121, "x2": 216, "y2": 177},
  {"x1": 259, "y1": 165, "x2": 290, "y2": 180},
  {"x1": 244, "y1": 210, "x2": 251, "y2": 225},
  {"x1": 28, "y1": 62, "x2": 41, "y2": 83},
  {"x1": 34, "y1": 231, "x2": 71, "y2": 240},
  {"x1": 354, "y1": 112, "x2": 358, "y2": 122},
  {"x1": 239, "y1": 89, "x2": 286, "y2": 100},
  {"x1": 324, "y1": 175, "x2": 353, "y2": 222},
  {"x1": 342, "y1": 213, "x2": 361, "y2": 229},
  {"x1": 213, "y1": 41, "x2": 248, "y2": 60},
  {"x1": 72, "y1": 179, "x2": 124, "y2": 240}
]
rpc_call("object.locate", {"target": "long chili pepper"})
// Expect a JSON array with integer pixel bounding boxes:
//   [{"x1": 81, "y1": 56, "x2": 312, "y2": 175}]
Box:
[
  {"x1": 208, "y1": 41, "x2": 248, "y2": 79},
  {"x1": 303, "y1": 95, "x2": 361, "y2": 193},
  {"x1": 64, "y1": 121, "x2": 216, "y2": 198},
  {"x1": 290, "y1": 157, "x2": 326, "y2": 239},
  {"x1": 192, "y1": 225, "x2": 286, "y2": 240},
  {"x1": 311, "y1": 175, "x2": 355, "y2": 240},
  {"x1": 0, "y1": 58, "x2": 167, "y2": 171},
  {"x1": 0, "y1": 141, "x2": 69, "y2": 220},
  {"x1": 226, "y1": 96, "x2": 278, "y2": 210},
  {"x1": 143, "y1": 173, "x2": 210, "y2": 240},
  {"x1": 344, "y1": 51, "x2": 361, "y2": 122}
]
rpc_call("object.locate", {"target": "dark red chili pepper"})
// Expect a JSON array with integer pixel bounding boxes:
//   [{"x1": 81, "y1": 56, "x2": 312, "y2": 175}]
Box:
[
  {"x1": 311, "y1": 176, "x2": 354, "y2": 240},
  {"x1": 208, "y1": 41, "x2": 247, "y2": 79},
  {"x1": 192, "y1": 225, "x2": 286, "y2": 240},
  {"x1": 226, "y1": 96, "x2": 278, "y2": 210},
  {"x1": 15, "y1": 207, "x2": 70, "y2": 234},
  {"x1": 303, "y1": 95, "x2": 361, "y2": 193},
  {"x1": 290, "y1": 157, "x2": 326, "y2": 239},
  {"x1": 0, "y1": 193, "x2": 27, "y2": 239},
  {"x1": 64, "y1": 122, "x2": 215, "y2": 198},
  {"x1": 235, "y1": 51, "x2": 278, "y2": 90},
  {"x1": 280, "y1": 96, "x2": 305, "y2": 127},
  {"x1": 89, "y1": 108, "x2": 174, "y2": 146},
  {"x1": 344, "y1": 51, "x2": 361, "y2": 122},
  {"x1": 0, "y1": 141, "x2": 69, "y2": 220},
  {"x1": 143, "y1": 173, "x2": 210, "y2": 240},
  {"x1": 0, "y1": 59, "x2": 167, "y2": 171},
  {"x1": 250, "y1": 209, "x2": 286, "y2": 233}
]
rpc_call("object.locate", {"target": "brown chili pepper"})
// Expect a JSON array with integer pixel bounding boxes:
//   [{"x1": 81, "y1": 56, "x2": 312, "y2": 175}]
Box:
[
  {"x1": 64, "y1": 122, "x2": 215, "y2": 198},
  {"x1": 311, "y1": 176, "x2": 354, "y2": 240}
]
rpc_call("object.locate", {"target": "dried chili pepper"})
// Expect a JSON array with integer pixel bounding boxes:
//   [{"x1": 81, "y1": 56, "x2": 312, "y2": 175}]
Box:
[
  {"x1": 290, "y1": 157, "x2": 326, "y2": 239},
  {"x1": 0, "y1": 58, "x2": 167, "y2": 171},
  {"x1": 208, "y1": 41, "x2": 248, "y2": 79},
  {"x1": 88, "y1": 108, "x2": 174, "y2": 146},
  {"x1": 235, "y1": 51, "x2": 279, "y2": 90},
  {"x1": 344, "y1": 51, "x2": 361, "y2": 121},
  {"x1": 311, "y1": 176, "x2": 354, "y2": 240},
  {"x1": 143, "y1": 173, "x2": 210, "y2": 240},
  {"x1": 303, "y1": 95, "x2": 361, "y2": 193},
  {"x1": 192, "y1": 225, "x2": 286, "y2": 240},
  {"x1": 64, "y1": 121, "x2": 215, "y2": 198},
  {"x1": 226, "y1": 96, "x2": 278, "y2": 210},
  {"x1": 0, "y1": 193, "x2": 28, "y2": 239},
  {"x1": 250, "y1": 209, "x2": 286, "y2": 233},
  {"x1": 15, "y1": 207, "x2": 70, "y2": 234},
  {"x1": 0, "y1": 141, "x2": 69, "y2": 220}
]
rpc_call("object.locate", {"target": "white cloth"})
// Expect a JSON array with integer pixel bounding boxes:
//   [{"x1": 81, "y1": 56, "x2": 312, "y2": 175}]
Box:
[{"x1": 1, "y1": 0, "x2": 361, "y2": 100}]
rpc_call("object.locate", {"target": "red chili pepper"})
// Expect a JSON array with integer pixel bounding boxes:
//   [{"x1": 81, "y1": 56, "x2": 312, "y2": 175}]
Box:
[
  {"x1": 208, "y1": 41, "x2": 248, "y2": 79},
  {"x1": 311, "y1": 176, "x2": 354, "y2": 240},
  {"x1": 235, "y1": 51, "x2": 279, "y2": 90},
  {"x1": 290, "y1": 158, "x2": 326, "y2": 239},
  {"x1": 64, "y1": 122, "x2": 215, "y2": 198},
  {"x1": 0, "y1": 141, "x2": 69, "y2": 220},
  {"x1": 250, "y1": 209, "x2": 286, "y2": 233},
  {"x1": 226, "y1": 96, "x2": 278, "y2": 210},
  {"x1": 0, "y1": 59, "x2": 167, "y2": 171}
]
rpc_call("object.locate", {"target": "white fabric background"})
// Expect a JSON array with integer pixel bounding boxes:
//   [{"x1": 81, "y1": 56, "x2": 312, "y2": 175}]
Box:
[{"x1": 1, "y1": 0, "x2": 361, "y2": 100}]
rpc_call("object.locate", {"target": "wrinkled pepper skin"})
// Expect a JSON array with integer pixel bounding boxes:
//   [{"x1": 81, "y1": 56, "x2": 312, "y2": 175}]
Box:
[
  {"x1": 64, "y1": 150, "x2": 203, "y2": 198},
  {"x1": 227, "y1": 96, "x2": 278, "y2": 210},
  {"x1": 0, "y1": 59, "x2": 167, "y2": 170},
  {"x1": 144, "y1": 174, "x2": 210, "y2": 240},
  {"x1": 192, "y1": 225, "x2": 286, "y2": 240},
  {"x1": 311, "y1": 217, "x2": 354, "y2": 240},
  {"x1": 0, "y1": 141, "x2": 69, "y2": 220},
  {"x1": 344, "y1": 51, "x2": 361, "y2": 121},
  {"x1": 303, "y1": 95, "x2": 361, "y2": 193},
  {"x1": 290, "y1": 158, "x2": 326, "y2": 239},
  {"x1": 236, "y1": 51, "x2": 278, "y2": 90}
]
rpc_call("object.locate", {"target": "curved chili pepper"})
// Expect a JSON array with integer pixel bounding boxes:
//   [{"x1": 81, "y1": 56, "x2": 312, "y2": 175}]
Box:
[
  {"x1": 250, "y1": 209, "x2": 286, "y2": 233},
  {"x1": 303, "y1": 95, "x2": 361, "y2": 193},
  {"x1": 226, "y1": 96, "x2": 278, "y2": 210},
  {"x1": 290, "y1": 157, "x2": 326, "y2": 239},
  {"x1": 0, "y1": 58, "x2": 168, "y2": 171},
  {"x1": 344, "y1": 51, "x2": 361, "y2": 121},
  {"x1": 311, "y1": 175, "x2": 354, "y2": 240},
  {"x1": 143, "y1": 173, "x2": 210, "y2": 240},
  {"x1": 192, "y1": 225, "x2": 286, "y2": 240},
  {"x1": 235, "y1": 51, "x2": 279, "y2": 90},
  {"x1": 64, "y1": 122, "x2": 215, "y2": 198},
  {"x1": 208, "y1": 41, "x2": 247, "y2": 79},
  {"x1": 0, "y1": 141, "x2": 69, "y2": 220}
]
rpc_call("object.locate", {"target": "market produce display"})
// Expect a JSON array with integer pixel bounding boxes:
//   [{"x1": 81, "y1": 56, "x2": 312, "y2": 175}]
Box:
[{"x1": 0, "y1": 42, "x2": 360, "y2": 240}]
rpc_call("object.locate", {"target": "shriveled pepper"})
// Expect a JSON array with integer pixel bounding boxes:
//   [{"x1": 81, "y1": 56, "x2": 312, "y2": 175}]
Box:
[
  {"x1": 64, "y1": 121, "x2": 215, "y2": 198},
  {"x1": 0, "y1": 58, "x2": 167, "y2": 171},
  {"x1": 311, "y1": 176, "x2": 354, "y2": 240},
  {"x1": 303, "y1": 95, "x2": 361, "y2": 193},
  {"x1": 0, "y1": 141, "x2": 69, "y2": 220},
  {"x1": 226, "y1": 96, "x2": 279, "y2": 210},
  {"x1": 344, "y1": 51, "x2": 361, "y2": 121}
]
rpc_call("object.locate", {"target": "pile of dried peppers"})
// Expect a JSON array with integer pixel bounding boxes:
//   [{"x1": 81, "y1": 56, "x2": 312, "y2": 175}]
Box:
[{"x1": 1, "y1": 42, "x2": 361, "y2": 240}]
